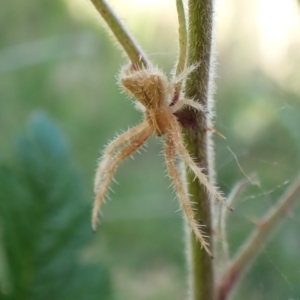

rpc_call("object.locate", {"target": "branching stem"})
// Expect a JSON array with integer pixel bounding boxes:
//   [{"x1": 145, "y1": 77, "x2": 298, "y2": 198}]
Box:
[
  {"x1": 89, "y1": 0, "x2": 149, "y2": 68},
  {"x1": 218, "y1": 177, "x2": 255, "y2": 268},
  {"x1": 217, "y1": 175, "x2": 300, "y2": 300}
]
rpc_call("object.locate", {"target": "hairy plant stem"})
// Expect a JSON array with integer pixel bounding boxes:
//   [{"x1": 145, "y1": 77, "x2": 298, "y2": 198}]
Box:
[
  {"x1": 217, "y1": 175, "x2": 300, "y2": 300},
  {"x1": 175, "y1": 0, "x2": 188, "y2": 79},
  {"x1": 182, "y1": 0, "x2": 215, "y2": 299},
  {"x1": 217, "y1": 178, "x2": 254, "y2": 269},
  {"x1": 89, "y1": 0, "x2": 149, "y2": 68}
]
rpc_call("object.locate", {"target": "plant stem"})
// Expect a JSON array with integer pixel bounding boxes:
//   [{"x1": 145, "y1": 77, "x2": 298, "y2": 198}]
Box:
[
  {"x1": 175, "y1": 0, "x2": 187, "y2": 78},
  {"x1": 89, "y1": 0, "x2": 149, "y2": 68},
  {"x1": 217, "y1": 178, "x2": 254, "y2": 268},
  {"x1": 217, "y1": 175, "x2": 300, "y2": 300},
  {"x1": 183, "y1": 0, "x2": 215, "y2": 299}
]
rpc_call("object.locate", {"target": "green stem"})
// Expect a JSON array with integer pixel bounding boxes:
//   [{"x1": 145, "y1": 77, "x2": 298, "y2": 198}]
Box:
[
  {"x1": 89, "y1": 0, "x2": 149, "y2": 68},
  {"x1": 217, "y1": 175, "x2": 300, "y2": 300},
  {"x1": 175, "y1": 0, "x2": 187, "y2": 78},
  {"x1": 217, "y1": 178, "x2": 254, "y2": 269},
  {"x1": 183, "y1": 0, "x2": 215, "y2": 299}
]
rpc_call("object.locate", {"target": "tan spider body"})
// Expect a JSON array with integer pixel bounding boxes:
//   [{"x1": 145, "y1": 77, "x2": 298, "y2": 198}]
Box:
[{"x1": 92, "y1": 63, "x2": 230, "y2": 257}]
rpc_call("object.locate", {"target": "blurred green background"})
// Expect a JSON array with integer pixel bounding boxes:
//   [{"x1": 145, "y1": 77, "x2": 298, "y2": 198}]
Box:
[{"x1": 1, "y1": 0, "x2": 300, "y2": 299}]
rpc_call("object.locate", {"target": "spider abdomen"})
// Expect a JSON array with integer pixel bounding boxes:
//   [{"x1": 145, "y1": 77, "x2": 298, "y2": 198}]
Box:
[{"x1": 120, "y1": 68, "x2": 170, "y2": 110}]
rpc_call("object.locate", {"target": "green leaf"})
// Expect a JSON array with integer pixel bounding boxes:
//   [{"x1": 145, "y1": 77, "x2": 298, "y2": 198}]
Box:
[{"x1": 0, "y1": 114, "x2": 112, "y2": 300}]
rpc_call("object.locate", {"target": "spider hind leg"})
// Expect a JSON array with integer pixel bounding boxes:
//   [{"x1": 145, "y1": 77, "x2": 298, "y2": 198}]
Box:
[
  {"x1": 165, "y1": 133, "x2": 212, "y2": 257},
  {"x1": 170, "y1": 119, "x2": 232, "y2": 210},
  {"x1": 92, "y1": 126, "x2": 153, "y2": 231},
  {"x1": 94, "y1": 121, "x2": 148, "y2": 194}
]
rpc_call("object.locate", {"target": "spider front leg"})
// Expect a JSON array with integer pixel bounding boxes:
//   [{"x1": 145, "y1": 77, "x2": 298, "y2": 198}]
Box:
[
  {"x1": 171, "y1": 97, "x2": 226, "y2": 139},
  {"x1": 165, "y1": 134, "x2": 212, "y2": 257},
  {"x1": 173, "y1": 63, "x2": 200, "y2": 85},
  {"x1": 170, "y1": 119, "x2": 232, "y2": 211},
  {"x1": 92, "y1": 126, "x2": 153, "y2": 231},
  {"x1": 170, "y1": 98, "x2": 204, "y2": 113},
  {"x1": 94, "y1": 121, "x2": 148, "y2": 193}
]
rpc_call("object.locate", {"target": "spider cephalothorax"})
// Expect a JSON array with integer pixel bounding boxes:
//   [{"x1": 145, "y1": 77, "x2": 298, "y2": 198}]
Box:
[{"x1": 92, "y1": 63, "x2": 230, "y2": 257}]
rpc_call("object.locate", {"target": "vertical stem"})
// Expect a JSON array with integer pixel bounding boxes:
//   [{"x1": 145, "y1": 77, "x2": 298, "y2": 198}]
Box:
[
  {"x1": 175, "y1": 0, "x2": 188, "y2": 77},
  {"x1": 217, "y1": 178, "x2": 253, "y2": 269},
  {"x1": 175, "y1": 0, "x2": 188, "y2": 95},
  {"x1": 183, "y1": 0, "x2": 215, "y2": 299}
]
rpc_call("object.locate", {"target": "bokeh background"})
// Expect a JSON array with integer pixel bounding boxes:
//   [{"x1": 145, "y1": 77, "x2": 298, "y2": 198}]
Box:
[{"x1": 1, "y1": 0, "x2": 300, "y2": 299}]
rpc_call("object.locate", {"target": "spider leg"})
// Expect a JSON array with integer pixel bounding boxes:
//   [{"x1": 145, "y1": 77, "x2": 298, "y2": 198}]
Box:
[
  {"x1": 173, "y1": 63, "x2": 200, "y2": 84},
  {"x1": 171, "y1": 98, "x2": 204, "y2": 113},
  {"x1": 165, "y1": 133, "x2": 212, "y2": 257},
  {"x1": 92, "y1": 126, "x2": 153, "y2": 231},
  {"x1": 170, "y1": 119, "x2": 232, "y2": 211},
  {"x1": 94, "y1": 121, "x2": 148, "y2": 193}
]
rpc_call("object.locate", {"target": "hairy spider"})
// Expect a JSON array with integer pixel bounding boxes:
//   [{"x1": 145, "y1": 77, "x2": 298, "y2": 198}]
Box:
[{"x1": 92, "y1": 63, "x2": 230, "y2": 257}]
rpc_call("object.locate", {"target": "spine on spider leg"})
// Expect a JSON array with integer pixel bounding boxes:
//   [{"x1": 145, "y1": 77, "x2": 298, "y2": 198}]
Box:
[{"x1": 181, "y1": 0, "x2": 218, "y2": 299}]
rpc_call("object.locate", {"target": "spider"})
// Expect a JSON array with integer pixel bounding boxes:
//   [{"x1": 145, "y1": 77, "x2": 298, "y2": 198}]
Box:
[{"x1": 92, "y1": 62, "x2": 230, "y2": 257}]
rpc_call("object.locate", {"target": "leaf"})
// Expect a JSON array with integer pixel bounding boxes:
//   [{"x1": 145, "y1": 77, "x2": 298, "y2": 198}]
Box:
[{"x1": 0, "y1": 114, "x2": 112, "y2": 300}]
